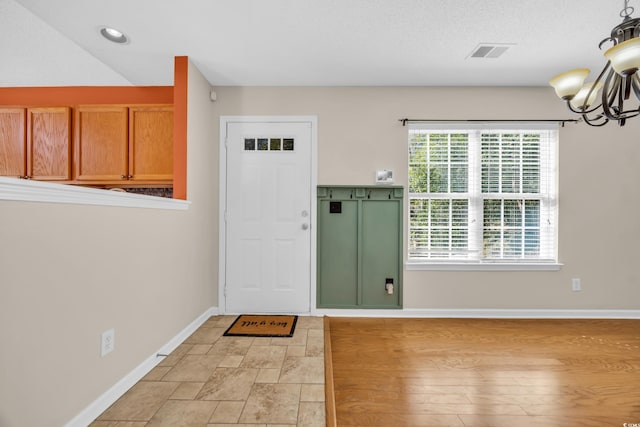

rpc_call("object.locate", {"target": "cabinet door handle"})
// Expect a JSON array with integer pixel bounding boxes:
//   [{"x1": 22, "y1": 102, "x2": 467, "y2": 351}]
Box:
[
  {"x1": 302, "y1": 223, "x2": 309, "y2": 230},
  {"x1": 121, "y1": 175, "x2": 126, "y2": 179},
  {"x1": 127, "y1": 174, "x2": 133, "y2": 179}
]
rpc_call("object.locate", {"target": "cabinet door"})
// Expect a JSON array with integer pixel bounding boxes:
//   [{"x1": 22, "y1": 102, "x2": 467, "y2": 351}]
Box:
[
  {"x1": 27, "y1": 107, "x2": 71, "y2": 180},
  {"x1": 128, "y1": 106, "x2": 173, "y2": 182},
  {"x1": 361, "y1": 199, "x2": 401, "y2": 307},
  {"x1": 0, "y1": 108, "x2": 26, "y2": 178},
  {"x1": 74, "y1": 106, "x2": 128, "y2": 181},
  {"x1": 317, "y1": 199, "x2": 359, "y2": 307}
]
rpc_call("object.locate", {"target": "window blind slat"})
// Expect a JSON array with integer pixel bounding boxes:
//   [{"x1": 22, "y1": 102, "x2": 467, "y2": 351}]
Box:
[{"x1": 408, "y1": 127, "x2": 557, "y2": 263}]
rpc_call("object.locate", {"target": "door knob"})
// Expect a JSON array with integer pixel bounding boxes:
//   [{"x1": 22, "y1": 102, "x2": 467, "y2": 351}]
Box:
[{"x1": 302, "y1": 223, "x2": 309, "y2": 230}]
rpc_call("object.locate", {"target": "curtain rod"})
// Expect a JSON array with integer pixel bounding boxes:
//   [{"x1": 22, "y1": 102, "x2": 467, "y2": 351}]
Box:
[{"x1": 399, "y1": 118, "x2": 580, "y2": 127}]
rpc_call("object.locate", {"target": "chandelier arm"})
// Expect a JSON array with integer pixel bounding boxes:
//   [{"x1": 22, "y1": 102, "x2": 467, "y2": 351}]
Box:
[
  {"x1": 618, "y1": 75, "x2": 626, "y2": 113},
  {"x1": 614, "y1": 76, "x2": 640, "y2": 118},
  {"x1": 631, "y1": 74, "x2": 640, "y2": 99},
  {"x1": 602, "y1": 71, "x2": 622, "y2": 120},
  {"x1": 565, "y1": 101, "x2": 609, "y2": 126},
  {"x1": 599, "y1": 74, "x2": 640, "y2": 119},
  {"x1": 566, "y1": 100, "x2": 590, "y2": 114},
  {"x1": 617, "y1": 110, "x2": 640, "y2": 119},
  {"x1": 581, "y1": 114, "x2": 609, "y2": 126},
  {"x1": 624, "y1": 75, "x2": 632, "y2": 100},
  {"x1": 599, "y1": 37, "x2": 617, "y2": 50},
  {"x1": 565, "y1": 100, "x2": 606, "y2": 115},
  {"x1": 614, "y1": 75, "x2": 640, "y2": 117},
  {"x1": 565, "y1": 62, "x2": 613, "y2": 114}
]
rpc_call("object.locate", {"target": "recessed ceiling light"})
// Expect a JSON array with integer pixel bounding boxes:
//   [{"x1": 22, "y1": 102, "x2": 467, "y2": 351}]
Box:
[{"x1": 100, "y1": 27, "x2": 129, "y2": 44}]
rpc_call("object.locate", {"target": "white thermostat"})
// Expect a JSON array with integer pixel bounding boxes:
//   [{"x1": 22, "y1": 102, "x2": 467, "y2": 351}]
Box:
[{"x1": 376, "y1": 169, "x2": 394, "y2": 184}]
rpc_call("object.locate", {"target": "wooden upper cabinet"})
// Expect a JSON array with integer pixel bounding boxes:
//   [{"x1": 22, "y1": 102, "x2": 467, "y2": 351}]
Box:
[
  {"x1": 74, "y1": 106, "x2": 128, "y2": 181},
  {"x1": 0, "y1": 107, "x2": 71, "y2": 181},
  {"x1": 28, "y1": 107, "x2": 71, "y2": 181},
  {"x1": 128, "y1": 106, "x2": 173, "y2": 182},
  {"x1": 0, "y1": 108, "x2": 26, "y2": 178},
  {"x1": 2, "y1": 104, "x2": 173, "y2": 185}
]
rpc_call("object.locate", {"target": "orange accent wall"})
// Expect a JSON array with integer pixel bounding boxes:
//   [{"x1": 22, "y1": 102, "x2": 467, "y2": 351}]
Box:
[
  {"x1": 0, "y1": 86, "x2": 172, "y2": 106},
  {"x1": 172, "y1": 56, "x2": 188, "y2": 200}
]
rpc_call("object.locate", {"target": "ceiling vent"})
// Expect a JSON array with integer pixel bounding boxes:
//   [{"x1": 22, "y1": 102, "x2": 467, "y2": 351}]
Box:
[{"x1": 467, "y1": 43, "x2": 514, "y2": 59}]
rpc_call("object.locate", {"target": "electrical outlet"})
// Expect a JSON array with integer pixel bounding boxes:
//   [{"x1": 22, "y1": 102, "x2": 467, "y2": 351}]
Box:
[
  {"x1": 572, "y1": 278, "x2": 581, "y2": 292},
  {"x1": 101, "y1": 329, "x2": 115, "y2": 357}
]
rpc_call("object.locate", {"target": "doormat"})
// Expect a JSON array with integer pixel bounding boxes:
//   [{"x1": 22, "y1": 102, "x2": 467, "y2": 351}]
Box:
[{"x1": 223, "y1": 315, "x2": 298, "y2": 337}]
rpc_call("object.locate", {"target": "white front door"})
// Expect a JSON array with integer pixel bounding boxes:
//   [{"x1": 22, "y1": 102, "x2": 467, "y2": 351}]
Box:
[{"x1": 224, "y1": 120, "x2": 313, "y2": 313}]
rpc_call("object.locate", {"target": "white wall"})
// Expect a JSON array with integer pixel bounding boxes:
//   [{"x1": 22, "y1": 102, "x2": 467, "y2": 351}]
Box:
[
  {"x1": 0, "y1": 0, "x2": 132, "y2": 86},
  {"x1": 212, "y1": 86, "x2": 640, "y2": 311},
  {"x1": 0, "y1": 60, "x2": 217, "y2": 427}
]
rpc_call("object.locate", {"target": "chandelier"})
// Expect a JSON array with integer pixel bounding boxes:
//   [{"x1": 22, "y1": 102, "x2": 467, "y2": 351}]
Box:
[{"x1": 549, "y1": 0, "x2": 640, "y2": 126}]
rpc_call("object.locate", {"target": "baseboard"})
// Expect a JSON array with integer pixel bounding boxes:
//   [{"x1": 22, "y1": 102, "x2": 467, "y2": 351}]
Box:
[
  {"x1": 64, "y1": 306, "x2": 219, "y2": 427},
  {"x1": 315, "y1": 308, "x2": 640, "y2": 319}
]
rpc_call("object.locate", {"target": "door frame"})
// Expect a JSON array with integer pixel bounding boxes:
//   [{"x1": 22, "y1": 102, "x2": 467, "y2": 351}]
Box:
[{"x1": 218, "y1": 116, "x2": 318, "y2": 315}]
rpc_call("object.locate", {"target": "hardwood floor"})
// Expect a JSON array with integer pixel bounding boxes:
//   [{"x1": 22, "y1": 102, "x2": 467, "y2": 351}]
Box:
[{"x1": 327, "y1": 317, "x2": 640, "y2": 426}]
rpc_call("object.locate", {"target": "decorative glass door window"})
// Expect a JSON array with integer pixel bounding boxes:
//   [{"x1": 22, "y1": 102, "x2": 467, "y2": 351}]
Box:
[{"x1": 244, "y1": 137, "x2": 295, "y2": 151}]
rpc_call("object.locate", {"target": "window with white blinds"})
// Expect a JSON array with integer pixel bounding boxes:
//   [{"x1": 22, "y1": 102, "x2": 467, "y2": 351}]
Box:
[{"x1": 408, "y1": 124, "x2": 558, "y2": 265}]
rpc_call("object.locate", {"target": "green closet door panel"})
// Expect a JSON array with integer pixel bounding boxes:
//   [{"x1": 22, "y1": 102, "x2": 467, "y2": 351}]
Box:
[
  {"x1": 317, "y1": 199, "x2": 358, "y2": 307},
  {"x1": 361, "y1": 200, "x2": 401, "y2": 307}
]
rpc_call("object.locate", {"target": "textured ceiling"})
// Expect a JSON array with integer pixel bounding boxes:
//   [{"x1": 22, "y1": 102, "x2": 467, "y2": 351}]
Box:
[{"x1": 2, "y1": 0, "x2": 629, "y2": 87}]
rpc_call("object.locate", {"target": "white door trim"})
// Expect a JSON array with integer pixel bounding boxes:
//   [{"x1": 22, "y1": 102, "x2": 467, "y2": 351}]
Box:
[{"x1": 219, "y1": 116, "x2": 318, "y2": 315}]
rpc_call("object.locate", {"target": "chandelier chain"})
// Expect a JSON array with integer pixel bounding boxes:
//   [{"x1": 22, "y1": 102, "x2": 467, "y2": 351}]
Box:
[{"x1": 621, "y1": 0, "x2": 634, "y2": 18}]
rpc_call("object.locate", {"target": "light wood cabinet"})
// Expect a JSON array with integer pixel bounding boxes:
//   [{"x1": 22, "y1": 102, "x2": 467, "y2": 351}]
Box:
[
  {"x1": 74, "y1": 105, "x2": 173, "y2": 185},
  {"x1": 0, "y1": 108, "x2": 26, "y2": 178},
  {"x1": 28, "y1": 107, "x2": 71, "y2": 180},
  {"x1": 74, "y1": 105, "x2": 129, "y2": 182},
  {"x1": 128, "y1": 106, "x2": 173, "y2": 182},
  {"x1": 0, "y1": 107, "x2": 71, "y2": 181},
  {"x1": 2, "y1": 104, "x2": 172, "y2": 186}
]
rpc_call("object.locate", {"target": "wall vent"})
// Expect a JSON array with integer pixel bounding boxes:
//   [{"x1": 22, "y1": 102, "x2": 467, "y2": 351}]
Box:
[{"x1": 467, "y1": 43, "x2": 514, "y2": 59}]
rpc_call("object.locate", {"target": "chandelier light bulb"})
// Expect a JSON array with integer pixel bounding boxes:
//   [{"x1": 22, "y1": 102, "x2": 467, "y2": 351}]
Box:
[
  {"x1": 549, "y1": 68, "x2": 590, "y2": 100},
  {"x1": 605, "y1": 37, "x2": 640, "y2": 76},
  {"x1": 569, "y1": 82, "x2": 604, "y2": 110}
]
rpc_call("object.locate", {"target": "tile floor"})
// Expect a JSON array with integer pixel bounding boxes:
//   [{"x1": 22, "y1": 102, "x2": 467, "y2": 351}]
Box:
[{"x1": 90, "y1": 315, "x2": 326, "y2": 427}]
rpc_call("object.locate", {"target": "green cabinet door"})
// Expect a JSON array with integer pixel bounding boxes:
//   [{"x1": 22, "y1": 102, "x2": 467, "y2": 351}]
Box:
[
  {"x1": 317, "y1": 186, "x2": 403, "y2": 309},
  {"x1": 361, "y1": 199, "x2": 401, "y2": 307},
  {"x1": 317, "y1": 198, "x2": 358, "y2": 307}
]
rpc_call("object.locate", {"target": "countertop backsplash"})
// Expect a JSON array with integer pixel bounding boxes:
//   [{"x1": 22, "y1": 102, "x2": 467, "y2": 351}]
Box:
[{"x1": 123, "y1": 187, "x2": 173, "y2": 198}]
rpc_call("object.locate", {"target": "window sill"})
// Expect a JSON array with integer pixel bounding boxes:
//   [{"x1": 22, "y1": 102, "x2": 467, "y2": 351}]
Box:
[
  {"x1": 405, "y1": 262, "x2": 563, "y2": 271},
  {"x1": 0, "y1": 177, "x2": 190, "y2": 210}
]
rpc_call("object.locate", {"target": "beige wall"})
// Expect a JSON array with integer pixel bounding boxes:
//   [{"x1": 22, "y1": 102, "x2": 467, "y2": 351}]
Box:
[
  {"x1": 212, "y1": 86, "x2": 640, "y2": 311},
  {"x1": 0, "y1": 60, "x2": 217, "y2": 426},
  {"x1": 1, "y1": 82, "x2": 638, "y2": 426}
]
